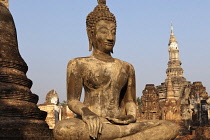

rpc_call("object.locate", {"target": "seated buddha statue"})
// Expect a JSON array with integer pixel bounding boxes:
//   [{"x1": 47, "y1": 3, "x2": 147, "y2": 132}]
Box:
[{"x1": 53, "y1": 0, "x2": 179, "y2": 139}]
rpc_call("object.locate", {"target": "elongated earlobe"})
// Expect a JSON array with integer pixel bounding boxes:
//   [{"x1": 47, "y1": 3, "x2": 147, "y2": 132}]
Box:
[
  {"x1": 89, "y1": 38, "x2": 93, "y2": 51},
  {"x1": 87, "y1": 28, "x2": 93, "y2": 51}
]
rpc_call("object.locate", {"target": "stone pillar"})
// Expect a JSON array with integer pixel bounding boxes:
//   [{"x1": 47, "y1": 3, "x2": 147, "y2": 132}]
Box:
[{"x1": 0, "y1": 3, "x2": 53, "y2": 139}]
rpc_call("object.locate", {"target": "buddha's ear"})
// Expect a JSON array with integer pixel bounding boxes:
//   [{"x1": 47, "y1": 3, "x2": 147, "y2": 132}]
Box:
[{"x1": 87, "y1": 28, "x2": 93, "y2": 51}]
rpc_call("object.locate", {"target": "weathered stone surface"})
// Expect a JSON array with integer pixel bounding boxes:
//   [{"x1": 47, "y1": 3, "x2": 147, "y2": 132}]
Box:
[
  {"x1": 160, "y1": 77, "x2": 181, "y2": 121},
  {"x1": 0, "y1": 3, "x2": 53, "y2": 139},
  {"x1": 54, "y1": 119, "x2": 179, "y2": 140},
  {"x1": 189, "y1": 82, "x2": 209, "y2": 128},
  {"x1": 53, "y1": 0, "x2": 179, "y2": 139},
  {"x1": 140, "y1": 84, "x2": 160, "y2": 120},
  {"x1": 190, "y1": 82, "x2": 208, "y2": 100},
  {"x1": 194, "y1": 126, "x2": 210, "y2": 139},
  {"x1": 0, "y1": 117, "x2": 53, "y2": 139},
  {"x1": 114, "y1": 120, "x2": 179, "y2": 140}
]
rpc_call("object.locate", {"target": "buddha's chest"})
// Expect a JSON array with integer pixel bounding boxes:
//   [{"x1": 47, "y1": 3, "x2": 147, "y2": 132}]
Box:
[{"x1": 82, "y1": 61, "x2": 128, "y2": 90}]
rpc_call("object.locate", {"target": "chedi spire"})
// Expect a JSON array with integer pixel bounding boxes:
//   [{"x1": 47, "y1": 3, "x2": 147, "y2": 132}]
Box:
[
  {"x1": 169, "y1": 23, "x2": 177, "y2": 45},
  {"x1": 0, "y1": 3, "x2": 53, "y2": 139}
]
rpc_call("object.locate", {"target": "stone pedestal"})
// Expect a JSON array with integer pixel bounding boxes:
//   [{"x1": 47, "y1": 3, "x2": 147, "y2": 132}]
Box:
[
  {"x1": 0, "y1": 3, "x2": 53, "y2": 139},
  {"x1": 38, "y1": 103, "x2": 61, "y2": 129}
]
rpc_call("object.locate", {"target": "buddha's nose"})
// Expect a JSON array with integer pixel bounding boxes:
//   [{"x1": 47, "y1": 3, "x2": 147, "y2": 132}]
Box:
[{"x1": 107, "y1": 32, "x2": 113, "y2": 41}]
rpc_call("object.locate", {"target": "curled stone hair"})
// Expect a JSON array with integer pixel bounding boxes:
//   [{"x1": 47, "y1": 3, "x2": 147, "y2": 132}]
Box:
[{"x1": 86, "y1": 0, "x2": 116, "y2": 51}]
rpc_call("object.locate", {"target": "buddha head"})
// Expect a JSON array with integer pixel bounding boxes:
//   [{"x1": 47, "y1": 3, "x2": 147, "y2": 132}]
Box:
[
  {"x1": 86, "y1": 0, "x2": 116, "y2": 53},
  {"x1": 45, "y1": 89, "x2": 59, "y2": 105}
]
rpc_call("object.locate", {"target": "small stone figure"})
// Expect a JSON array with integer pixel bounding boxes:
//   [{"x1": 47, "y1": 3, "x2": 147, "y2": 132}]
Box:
[{"x1": 53, "y1": 1, "x2": 179, "y2": 140}]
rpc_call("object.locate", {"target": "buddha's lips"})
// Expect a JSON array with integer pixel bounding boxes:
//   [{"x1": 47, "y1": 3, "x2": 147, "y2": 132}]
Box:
[{"x1": 104, "y1": 42, "x2": 114, "y2": 46}]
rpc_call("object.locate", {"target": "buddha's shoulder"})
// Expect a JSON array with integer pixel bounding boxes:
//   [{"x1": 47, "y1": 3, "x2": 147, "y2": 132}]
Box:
[
  {"x1": 67, "y1": 56, "x2": 92, "y2": 65},
  {"x1": 67, "y1": 57, "x2": 135, "y2": 70},
  {"x1": 113, "y1": 58, "x2": 135, "y2": 70}
]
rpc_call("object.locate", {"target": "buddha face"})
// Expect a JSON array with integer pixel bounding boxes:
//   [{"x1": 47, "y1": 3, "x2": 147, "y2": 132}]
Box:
[{"x1": 92, "y1": 20, "x2": 116, "y2": 53}]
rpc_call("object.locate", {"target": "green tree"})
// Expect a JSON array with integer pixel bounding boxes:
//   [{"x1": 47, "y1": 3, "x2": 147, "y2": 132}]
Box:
[
  {"x1": 136, "y1": 97, "x2": 142, "y2": 107},
  {"x1": 60, "y1": 100, "x2": 67, "y2": 106}
]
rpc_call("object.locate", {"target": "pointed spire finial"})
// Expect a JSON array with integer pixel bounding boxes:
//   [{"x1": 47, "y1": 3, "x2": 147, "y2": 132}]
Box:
[
  {"x1": 170, "y1": 22, "x2": 174, "y2": 35},
  {"x1": 97, "y1": 0, "x2": 106, "y2": 5},
  {"x1": 168, "y1": 22, "x2": 177, "y2": 45}
]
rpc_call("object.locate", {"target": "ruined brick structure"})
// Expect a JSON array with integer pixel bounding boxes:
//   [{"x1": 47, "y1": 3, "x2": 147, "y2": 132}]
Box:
[
  {"x1": 160, "y1": 76, "x2": 181, "y2": 121},
  {"x1": 190, "y1": 82, "x2": 208, "y2": 100},
  {"x1": 38, "y1": 103, "x2": 60, "y2": 129},
  {"x1": 38, "y1": 90, "x2": 61, "y2": 129},
  {"x1": 189, "y1": 82, "x2": 209, "y2": 127},
  {"x1": 139, "y1": 84, "x2": 160, "y2": 120},
  {"x1": 0, "y1": 3, "x2": 53, "y2": 139}
]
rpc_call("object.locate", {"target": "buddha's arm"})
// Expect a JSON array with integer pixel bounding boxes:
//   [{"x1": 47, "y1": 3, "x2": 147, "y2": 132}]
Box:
[
  {"x1": 124, "y1": 64, "x2": 137, "y2": 121},
  {"x1": 66, "y1": 59, "x2": 84, "y2": 115},
  {"x1": 66, "y1": 59, "x2": 102, "y2": 139},
  {"x1": 107, "y1": 64, "x2": 137, "y2": 124}
]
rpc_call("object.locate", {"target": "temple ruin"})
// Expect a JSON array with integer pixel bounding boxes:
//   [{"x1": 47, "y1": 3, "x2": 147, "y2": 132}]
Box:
[
  {"x1": 139, "y1": 84, "x2": 160, "y2": 120},
  {"x1": 38, "y1": 90, "x2": 74, "y2": 129},
  {"x1": 139, "y1": 24, "x2": 210, "y2": 138}
]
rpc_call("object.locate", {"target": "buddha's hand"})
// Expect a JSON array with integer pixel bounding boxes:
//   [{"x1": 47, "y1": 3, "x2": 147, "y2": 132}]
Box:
[
  {"x1": 81, "y1": 107, "x2": 103, "y2": 139},
  {"x1": 106, "y1": 115, "x2": 136, "y2": 125}
]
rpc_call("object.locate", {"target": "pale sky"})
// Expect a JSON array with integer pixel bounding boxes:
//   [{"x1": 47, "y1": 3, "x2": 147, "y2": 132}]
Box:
[{"x1": 9, "y1": 1, "x2": 210, "y2": 104}]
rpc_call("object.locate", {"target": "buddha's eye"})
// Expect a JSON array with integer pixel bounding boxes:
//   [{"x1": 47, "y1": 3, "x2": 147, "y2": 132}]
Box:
[
  {"x1": 101, "y1": 31, "x2": 107, "y2": 34},
  {"x1": 112, "y1": 30, "x2": 116, "y2": 35},
  {"x1": 99, "y1": 29, "x2": 108, "y2": 34}
]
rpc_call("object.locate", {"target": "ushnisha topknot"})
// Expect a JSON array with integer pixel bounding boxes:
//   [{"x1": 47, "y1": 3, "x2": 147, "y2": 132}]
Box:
[
  {"x1": 97, "y1": 0, "x2": 106, "y2": 5},
  {"x1": 86, "y1": 0, "x2": 116, "y2": 51}
]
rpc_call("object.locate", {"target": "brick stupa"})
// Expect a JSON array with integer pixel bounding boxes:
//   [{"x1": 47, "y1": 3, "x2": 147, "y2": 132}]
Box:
[{"x1": 0, "y1": 3, "x2": 53, "y2": 139}]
